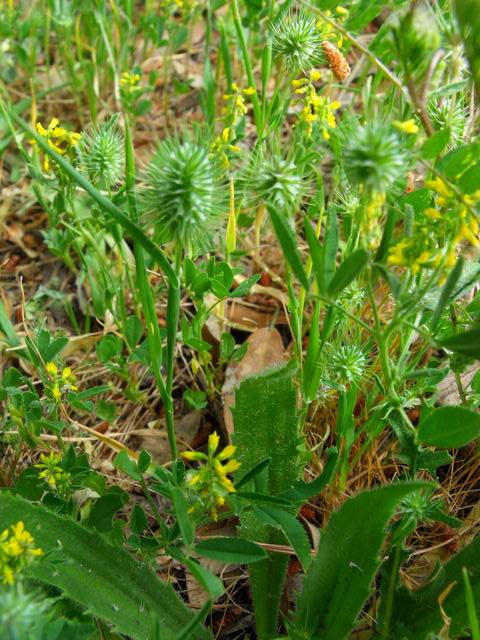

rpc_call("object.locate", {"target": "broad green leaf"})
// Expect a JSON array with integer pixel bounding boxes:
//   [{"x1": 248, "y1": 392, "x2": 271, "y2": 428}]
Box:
[
  {"x1": 232, "y1": 361, "x2": 302, "y2": 639},
  {"x1": 130, "y1": 504, "x2": 148, "y2": 534},
  {"x1": 114, "y1": 450, "x2": 142, "y2": 481},
  {"x1": 254, "y1": 505, "x2": 312, "y2": 572},
  {"x1": 194, "y1": 537, "x2": 268, "y2": 564},
  {"x1": 88, "y1": 490, "x2": 127, "y2": 532},
  {"x1": 439, "y1": 329, "x2": 480, "y2": 359},
  {"x1": 437, "y1": 143, "x2": 477, "y2": 179},
  {"x1": 327, "y1": 249, "x2": 368, "y2": 298},
  {"x1": 460, "y1": 162, "x2": 480, "y2": 194},
  {"x1": 418, "y1": 406, "x2": 480, "y2": 448},
  {"x1": 0, "y1": 494, "x2": 207, "y2": 640},
  {"x1": 229, "y1": 274, "x2": 261, "y2": 298},
  {"x1": 268, "y1": 206, "x2": 309, "y2": 289},
  {"x1": 390, "y1": 536, "x2": 480, "y2": 639},
  {"x1": 292, "y1": 482, "x2": 429, "y2": 640},
  {"x1": 420, "y1": 127, "x2": 451, "y2": 159}
]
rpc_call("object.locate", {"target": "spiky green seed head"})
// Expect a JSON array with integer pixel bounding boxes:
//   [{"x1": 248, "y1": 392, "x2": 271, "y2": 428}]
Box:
[
  {"x1": 428, "y1": 98, "x2": 465, "y2": 143},
  {"x1": 140, "y1": 138, "x2": 225, "y2": 253},
  {"x1": 0, "y1": 589, "x2": 51, "y2": 637},
  {"x1": 268, "y1": 12, "x2": 324, "y2": 72},
  {"x1": 244, "y1": 154, "x2": 307, "y2": 213},
  {"x1": 80, "y1": 117, "x2": 124, "y2": 189},
  {"x1": 330, "y1": 344, "x2": 366, "y2": 387},
  {"x1": 343, "y1": 123, "x2": 406, "y2": 194}
]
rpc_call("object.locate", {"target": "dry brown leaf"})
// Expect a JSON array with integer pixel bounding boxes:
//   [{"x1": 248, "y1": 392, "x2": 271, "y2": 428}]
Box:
[
  {"x1": 139, "y1": 411, "x2": 202, "y2": 464},
  {"x1": 436, "y1": 364, "x2": 479, "y2": 406}
]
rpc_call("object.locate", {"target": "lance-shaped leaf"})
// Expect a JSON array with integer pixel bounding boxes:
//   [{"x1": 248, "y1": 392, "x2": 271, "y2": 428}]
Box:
[
  {"x1": 0, "y1": 494, "x2": 209, "y2": 639},
  {"x1": 292, "y1": 482, "x2": 429, "y2": 640}
]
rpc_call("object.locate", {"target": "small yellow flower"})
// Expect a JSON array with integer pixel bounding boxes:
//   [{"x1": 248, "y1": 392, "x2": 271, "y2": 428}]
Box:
[
  {"x1": 393, "y1": 119, "x2": 419, "y2": 135},
  {"x1": 426, "y1": 178, "x2": 452, "y2": 199},
  {"x1": 46, "y1": 362, "x2": 58, "y2": 376},
  {"x1": 222, "y1": 127, "x2": 230, "y2": 143},
  {"x1": 208, "y1": 431, "x2": 220, "y2": 456},
  {"x1": 181, "y1": 450, "x2": 205, "y2": 461},
  {"x1": 310, "y1": 69, "x2": 321, "y2": 82},
  {"x1": 120, "y1": 71, "x2": 141, "y2": 87},
  {"x1": 183, "y1": 434, "x2": 241, "y2": 519},
  {"x1": 243, "y1": 86, "x2": 256, "y2": 95},
  {"x1": 335, "y1": 5, "x2": 348, "y2": 15},
  {"x1": 216, "y1": 444, "x2": 236, "y2": 460},
  {"x1": 0, "y1": 521, "x2": 43, "y2": 585},
  {"x1": 52, "y1": 383, "x2": 61, "y2": 402},
  {"x1": 424, "y1": 207, "x2": 442, "y2": 220},
  {"x1": 35, "y1": 452, "x2": 71, "y2": 494}
]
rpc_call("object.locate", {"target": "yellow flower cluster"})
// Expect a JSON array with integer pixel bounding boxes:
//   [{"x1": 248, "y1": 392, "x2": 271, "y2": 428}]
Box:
[
  {"x1": 387, "y1": 234, "x2": 451, "y2": 275},
  {"x1": 393, "y1": 119, "x2": 419, "y2": 135},
  {"x1": 120, "y1": 71, "x2": 141, "y2": 88},
  {"x1": 46, "y1": 361, "x2": 78, "y2": 403},
  {"x1": 34, "y1": 451, "x2": 71, "y2": 495},
  {"x1": 210, "y1": 84, "x2": 255, "y2": 168},
  {"x1": 160, "y1": 0, "x2": 198, "y2": 17},
  {"x1": 33, "y1": 118, "x2": 81, "y2": 171},
  {"x1": 425, "y1": 177, "x2": 480, "y2": 246},
  {"x1": 0, "y1": 522, "x2": 43, "y2": 586},
  {"x1": 292, "y1": 70, "x2": 340, "y2": 138},
  {"x1": 182, "y1": 431, "x2": 241, "y2": 519},
  {"x1": 317, "y1": 5, "x2": 348, "y2": 48},
  {"x1": 388, "y1": 176, "x2": 480, "y2": 280}
]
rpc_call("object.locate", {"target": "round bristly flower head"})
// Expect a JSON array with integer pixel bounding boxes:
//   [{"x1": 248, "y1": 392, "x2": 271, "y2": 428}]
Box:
[
  {"x1": 80, "y1": 116, "x2": 124, "y2": 189},
  {"x1": 329, "y1": 345, "x2": 367, "y2": 387},
  {"x1": 343, "y1": 123, "x2": 406, "y2": 194},
  {"x1": 244, "y1": 152, "x2": 307, "y2": 214},
  {"x1": 268, "y1": 11, "x2": 324, "y2": 72},
  {"x1": 140, "y1": 138, "x2": 225, "y2": 254}
]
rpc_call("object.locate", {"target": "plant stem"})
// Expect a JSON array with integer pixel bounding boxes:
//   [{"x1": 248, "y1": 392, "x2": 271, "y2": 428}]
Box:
[
  {"x1": 231, "y1": 0, "x2": 263, "y2": 134},
  {"x1": 380, "y1": 544, "x2": 402, "y2": 638}
]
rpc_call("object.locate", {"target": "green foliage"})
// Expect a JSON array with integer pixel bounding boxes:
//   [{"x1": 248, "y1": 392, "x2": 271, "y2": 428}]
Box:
[
  {"x1": 292, "y1": 482, "x2": 429, "y2": 640},
  {"x1": 232, "y1": 361, "x2": 302, "y2": 639},
  {"x1": 454, "y1": 0, "x2": 480, "y2": 93},
  {"x1": 343, "y1": 123, "x2": 406, "y2": 194},
  {"x1": 418, "y1": 406, "x2": 480, "y2": 448},
  {"x1": 0, "y1": 494, "x2": 208, "y2": 640},
  {"x1": 139, "y1": 137, "x2": 226, "y2": 254},
  {"x1": 389, "y1": 536, "x2": 480, "y2": 639}
]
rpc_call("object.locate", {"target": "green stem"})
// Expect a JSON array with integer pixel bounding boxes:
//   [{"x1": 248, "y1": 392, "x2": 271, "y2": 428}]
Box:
[
  {"x1": 124, "y1": 117, "x2": 178, "y2": 460},
  {"x1": 231, "y1": 0, "x2": 262, "y2": 134},
  {"x1": 380, "y1": 544, "x2": 402, "y2": 639}
]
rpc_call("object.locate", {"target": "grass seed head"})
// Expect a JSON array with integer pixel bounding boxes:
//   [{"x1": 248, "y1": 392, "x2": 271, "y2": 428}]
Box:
[
  {"x1": 80, "y1": 116, "x2": 124, "y2": 189},
  {"x1": 140, "y1": 137, "x2": 225, "y2": 254},
  {"x1": 343, "y1": 122, "x2": 406, "y2": 194},
  {"x1": 268, "y1": 11, "x2": 324, "y2": 72}
]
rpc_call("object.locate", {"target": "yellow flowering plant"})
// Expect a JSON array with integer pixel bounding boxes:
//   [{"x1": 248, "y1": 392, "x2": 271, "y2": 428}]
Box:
[
  {"x1": 1, "y1": 0, "x2": 480, "y2": 638},
  {"x1": 0, "y1": 522, "x2": 43, "y2": 586},
  {"x1": 182, "y1": 431, "x2": 241, "y2": 519}
]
